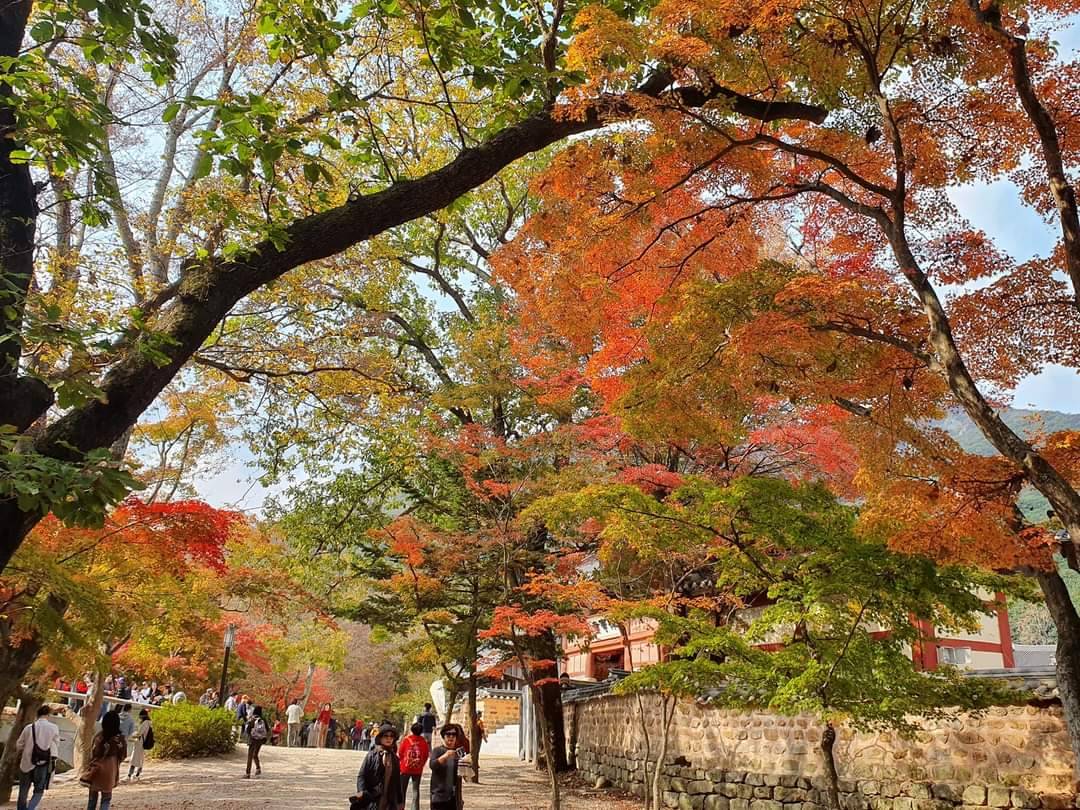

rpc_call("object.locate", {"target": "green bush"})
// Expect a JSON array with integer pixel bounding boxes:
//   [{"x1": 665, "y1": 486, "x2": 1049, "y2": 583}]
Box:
[{"x1": 149, "y1": 703, "x2": 236, "y2": 759}]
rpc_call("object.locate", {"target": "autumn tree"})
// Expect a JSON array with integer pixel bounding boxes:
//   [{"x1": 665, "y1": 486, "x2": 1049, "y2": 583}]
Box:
[
  {"x1": 0, "y1": 0, "x2": 830, "y2": 575},
  {"x1": 495, "y1": 0, "x2": 1080, "y2": 767}
]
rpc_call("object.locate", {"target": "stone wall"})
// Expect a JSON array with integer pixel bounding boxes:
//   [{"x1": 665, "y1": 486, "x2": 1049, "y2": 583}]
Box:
[{"x1": 566, "y1": 694, "x2": 1075, "y2": 810}]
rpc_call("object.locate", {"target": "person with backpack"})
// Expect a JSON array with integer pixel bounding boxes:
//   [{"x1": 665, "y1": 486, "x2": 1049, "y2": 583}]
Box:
[
  {"x1": 126, "y1": 709, "x2": 153, "y2": 781},
  {"x1": 417, "y1": 703, "x2": 437, "y2": 745},
  {"x1": 397, "y1": 722, "x2": 429, "y2": 810},
  {"x1": 81, "y1": 709, "x2": 127, "y2": 810},
  {"x1": 15, "y1": 704, "x2": 59, "y2": 810},
  {"x1": 352, "y1": 723, "x2": 404, "y2": 810},
  {"x1": 244, "y1": 706, "x2": 269, "y2": 778}
]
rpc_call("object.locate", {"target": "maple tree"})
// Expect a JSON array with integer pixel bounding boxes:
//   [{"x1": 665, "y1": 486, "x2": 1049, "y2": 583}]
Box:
[{"x1": 495, "y1": 0, "x2": 1080, "y2": 770}]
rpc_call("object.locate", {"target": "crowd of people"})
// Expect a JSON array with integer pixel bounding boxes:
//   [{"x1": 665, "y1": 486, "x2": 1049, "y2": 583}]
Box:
[
  {"x1": 54, "y1": 674, "x2": 185, "y2": 713},
  {"x1": 16, "y1": 673, "x2": 486, "y2": 810}
]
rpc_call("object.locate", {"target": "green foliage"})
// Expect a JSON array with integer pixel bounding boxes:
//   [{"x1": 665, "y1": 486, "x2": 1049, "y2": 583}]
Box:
[
  {"x1": 148, "y1": 704, "x2": 236, "y2": 759},
  {"x1": 0, "y1": 429, "x2": 143, "y2": 525},
  {"x1": 544, "y1": 477, "x2": 1025, "y2": 732}
]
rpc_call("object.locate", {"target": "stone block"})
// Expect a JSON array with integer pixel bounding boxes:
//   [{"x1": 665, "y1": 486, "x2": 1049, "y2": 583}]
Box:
[
  {"x1": 894, "y1": 799, "x2": 917, "y2": 810},
  {"x1": 748, "y1": 774, "x2": 766, "y2": 787},
  {"x1": 727, "y1": 772, "x2": 749, "y2": 784},
  {"x1": 987, "y1": 788, "x2": 1011, "y2": 808},
  {"x1": 689, "y1": 781, "x2": 715, "y2": 795},
  {"x1": 1010, "y1": 789, "x2": 1039, "y2": 809},
  {"x1": 679, "y1": 794, "x2": 705, "y2": 810},
  {"x1": 775, "y1": 787, "x2": 808, "y2": 803},
  {"x1": 749, "y1": 800, "x2": 783, "y2": 810},
  {"x1": 766, "y1": 776, "x2": 782, "y2": 787},
  {"x1": 883, "y1": 783, "x2": 902, "y2": 799},
  {"x1": 861, "y1": 782, "x2": 882, "y2": 797},
  {"x1": 906, "y1": 784, "x2": 933, "y2": 800},
  {"x1": 780, "y1": 777, "x2": 800, "y2": 788},
  {"x1": 671, "y1": 778, "x2": 689, "y2": 793},
  {"x1": 963, "y1": 786, "x2": 988, "y2": 806},
  {"x1": 754, "y1": 788, "x2": 775, "y2": 799},
  {"x1": 705, "y1": 798, "x2": 731, "y2": 810},
  {"x1": 1040, "y1": 796, "x2": 1070, "y2": 810},
  {"x1": 933, "y1": 785, "x2": 964, "y2": 803},
  {"x1": 731, "y1": 800, "x2": 750, "y2": 810},
  {"x1": 664, "y1": 792, "x2": 681, "y2": 809},
  {"x1": 734, "y1": 785, "x2": 755, "y2": 799},
  {"x1": 915, "y1": 801, "x2": 955, "y2": 810}
]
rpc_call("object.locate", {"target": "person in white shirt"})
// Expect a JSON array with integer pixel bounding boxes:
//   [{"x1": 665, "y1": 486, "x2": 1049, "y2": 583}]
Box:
[
  {"x1": 15, "y1": 705, "x2": 59, "y2": 810},
  {"x1": 224, "y1": 692, "x2": 238, "y2": 713},
  {"x1": 285, "y1": 700, "x2": 303, "y2": 747}
]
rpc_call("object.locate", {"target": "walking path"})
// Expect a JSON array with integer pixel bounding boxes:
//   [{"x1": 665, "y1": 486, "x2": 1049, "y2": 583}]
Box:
[{"x1": 40, "y1": 746, "x2": 636, "y2": 809}]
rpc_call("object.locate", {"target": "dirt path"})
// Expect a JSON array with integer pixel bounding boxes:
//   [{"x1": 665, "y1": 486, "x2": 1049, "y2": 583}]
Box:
[{"x1": 38, "y1": 746, "x2": 637, "y2": 810}]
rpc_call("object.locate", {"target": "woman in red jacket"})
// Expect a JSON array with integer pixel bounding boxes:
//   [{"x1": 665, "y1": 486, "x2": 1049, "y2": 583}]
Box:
[
  {"x1": 397, "y1": 722, "x2": 430, "y2": 810},
  {"x1": 314, "y1": 703, "x2": 332, "y2": 749}
]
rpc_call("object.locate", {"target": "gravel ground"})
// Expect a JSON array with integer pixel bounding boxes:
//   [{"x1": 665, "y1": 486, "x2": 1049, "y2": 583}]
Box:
[{"x1": 38, "y1": 745, "x2": 639, "y2": 810}]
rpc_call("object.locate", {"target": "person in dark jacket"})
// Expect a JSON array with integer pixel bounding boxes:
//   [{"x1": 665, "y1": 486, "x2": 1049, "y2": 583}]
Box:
[
  {"x1": 429, "y1": 723, "x2": 470, "y2": 810},
  {"x1": 353, "y1": 723, "x2": 404, "y2": 810}
]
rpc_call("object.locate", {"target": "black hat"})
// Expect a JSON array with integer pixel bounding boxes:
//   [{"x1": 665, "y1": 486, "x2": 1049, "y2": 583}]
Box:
[{"x1": 377, "y1": 723, "x2": 399, "y2": 741}]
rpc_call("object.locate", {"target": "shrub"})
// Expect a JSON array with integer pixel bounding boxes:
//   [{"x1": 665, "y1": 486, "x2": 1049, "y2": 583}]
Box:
[{"x1": 149, "y1": 703, "x2": 235, "y2": 759}]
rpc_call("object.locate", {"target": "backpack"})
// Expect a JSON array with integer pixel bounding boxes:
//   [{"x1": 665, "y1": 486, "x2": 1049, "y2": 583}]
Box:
[
  {"x1": 142, "y1": 725, "x2": 155, "y2": 751},
  {"x1": 403, "y1": 740, "x2": 424, "y2": 772},
  {"x1": 250, "y1": 717, "x2": 268, "y2": 741}
]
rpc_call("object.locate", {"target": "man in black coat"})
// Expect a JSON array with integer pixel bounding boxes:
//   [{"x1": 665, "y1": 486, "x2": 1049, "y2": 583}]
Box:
[{"x1": 353, "y1": 723, "x2": 404, "y2": 810}]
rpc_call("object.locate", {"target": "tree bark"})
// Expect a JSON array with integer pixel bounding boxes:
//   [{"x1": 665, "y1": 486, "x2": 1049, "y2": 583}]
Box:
[
  {"x1": 529, "y1": 679, "x2": 562, "y2": 810},
  {"x1": 651, "y1": 696, "x2": 676, "y2": 810},
  {"x1": 531, "y1": 633, "x2": 569, "y2": 773},
  {"x1": 0, "y1": 74, "x2": 827, "y2": 574},
  {"x1": 1036, "y1": 569, "x2": 1080, "y2": 785},
  {"x1": 820, "y1": 722, "x2": 841, "y2": 810},
  {"x1": 467, "y1": 661, "x2": 481, "y2": 783},
  {"x1": 0, "y1": 689, "x2": 40, "y2": 802},
  {"x1": 74, "y1": 662, "x2": 109, "y2": 774}
]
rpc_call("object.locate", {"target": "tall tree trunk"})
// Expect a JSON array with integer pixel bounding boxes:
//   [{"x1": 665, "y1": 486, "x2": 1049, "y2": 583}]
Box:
[
  {"x1": 820, "y1": 723, "x2": 841, "y2": 810},
  {"x1": 636, "y1": 693, "x2": 653, "y2": 809},
  {"x1": 531, "y1": 631, "x2": 569, "y2": 772},
  {"x1": 299, "y1": 663, "x2": 316, "y2": 712},
  {"x1": 74, "y1": 662, "x2": 109, "y2": 774},
  {"x1": 0, "y1": 689, "x2": 41, "y2": 802},
  {"x1": 650, "y1": 696, "x2": 676, "y2": 810},
  {"x1": 1036, "y1": 569, "x2": 1080, "y2": 784},
  {"x1": 529, "y1": 679, "x2": 562, "y2": 810},
  {"x1": 467, "y1": 663, "x2": 481, "y2": 784}
]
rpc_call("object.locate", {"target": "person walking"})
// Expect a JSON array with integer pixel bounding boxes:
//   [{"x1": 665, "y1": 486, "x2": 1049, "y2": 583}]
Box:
[
  {"x1": 81, "y1": 710, "x2": 127, "y2": 810},
  {"x1": 327, "y1": 714, "x2": 339, "y2": 749},
  {"x1": 285, "y1": 699, "x2": 302, "y2": 747},
  {"x1": 350, "y1": 719, "x2": 366, "y2": 751},
  {"x1": 235, "y1": 695, "x2": 250, "y2": 741},
  {"x1": 15, "y1": 705, "x2": 59, "y2": 810},
  {"x1": 126, "y1": 709, "x2": 152, "y2": 781},
  {"x1": 417, "y1": 703, "x2": 437, "y2": 745},
  {"x1": 352, "y1": 723, "x2": 404, "y2": 810},
  {"x1": 244, "y1": 706, "x2": 269, "y2": 778},
  {"x1": 429, "y1": 724, "x2": 471, "y2": 810},
  {"x1": 397, "y1": 722, "x2": 429, "y2": 810},
  {"x1": 314, "y1": 703, "x2": 332, "y2": 749}
]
